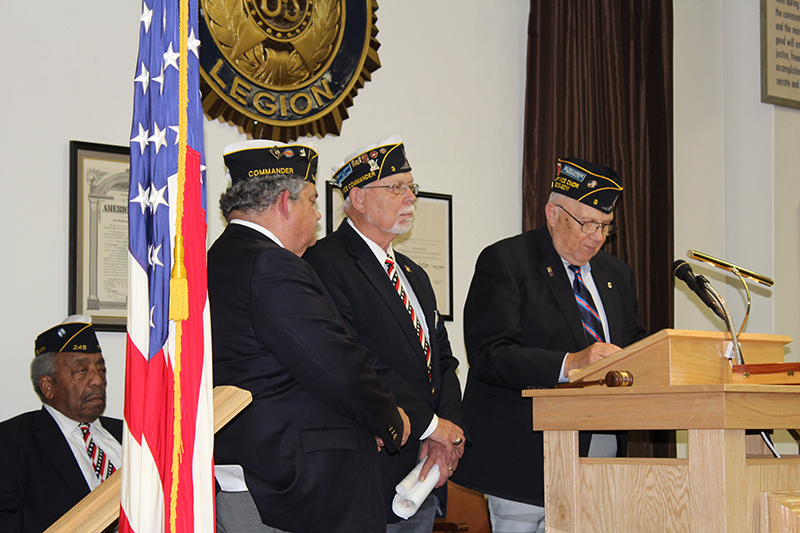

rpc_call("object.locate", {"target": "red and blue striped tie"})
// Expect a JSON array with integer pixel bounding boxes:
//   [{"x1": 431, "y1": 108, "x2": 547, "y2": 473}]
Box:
[{"x1": 569, "y1": 265, "x2": 605, "y2": 344}]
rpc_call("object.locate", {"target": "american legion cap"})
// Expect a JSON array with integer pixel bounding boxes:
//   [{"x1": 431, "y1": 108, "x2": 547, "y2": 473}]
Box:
[
  {"x1": 35, "y1": 315, "x2": 101, "y2": 356},
  {"x1": 223, "y1": 139, "x2": 318, "y2": 186},
  {"x1": 552, "y1": 157, "x2": 623, "y2": 214},
  {"x1": 330, "y1": 135, "x2": 412, "y2": 199}
]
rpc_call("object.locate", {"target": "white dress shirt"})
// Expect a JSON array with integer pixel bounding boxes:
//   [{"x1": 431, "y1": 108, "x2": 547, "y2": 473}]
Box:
[{"x1": 44, "y1": 404, "x2": 122, "y2": 490}]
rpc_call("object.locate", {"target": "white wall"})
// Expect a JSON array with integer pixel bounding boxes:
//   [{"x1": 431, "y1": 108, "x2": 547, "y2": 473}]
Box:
[
  {"x1": 674, "y1": 0, "x2": 800, "y2": 455},
  {"x1": 674, "y1": 0, "x2": 799, "y2": 353},
  {"x1": 0, "y1": 1, "x2": 529, "y2": 421}
]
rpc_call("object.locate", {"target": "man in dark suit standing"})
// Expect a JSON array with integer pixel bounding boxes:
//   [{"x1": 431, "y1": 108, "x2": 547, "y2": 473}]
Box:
[
  {"x1": 304, "y1": 136, "x2": 466, "y2": 532},
  {"x1": 453, "y1": 158, "x2": 648, "y2": 532},
  {"x1": 0, "y1": 315, "x2": 123, "y2": 533},
  {"x1": 208, "y1": 140, "x2": 409, "y2": 533}
]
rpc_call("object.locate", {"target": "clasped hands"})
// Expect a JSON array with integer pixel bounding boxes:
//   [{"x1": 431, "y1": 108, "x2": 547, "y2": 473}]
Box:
[
  {"x1": 375, "y1": 411, "x2": 464, "y2": 488},
  {"x1": 418, "y1": 418, "x2": 465, "y2": 488}
]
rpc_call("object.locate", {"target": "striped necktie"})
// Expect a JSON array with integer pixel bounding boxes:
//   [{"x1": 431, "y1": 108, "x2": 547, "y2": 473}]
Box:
[
  {"x1": 385, "y1": 255, "x2": 432, "y2": 380},
  {"x1": 78, "y1": 422, "x2": 116, "y2": 482},
  {"x1": 568, "y1": 264, "x2": 605, "y2": 344}
]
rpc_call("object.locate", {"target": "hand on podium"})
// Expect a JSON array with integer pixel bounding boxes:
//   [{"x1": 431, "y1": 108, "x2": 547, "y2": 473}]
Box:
[{"x1": 564, "y1": 342, "x2": 622, "y2": 378}]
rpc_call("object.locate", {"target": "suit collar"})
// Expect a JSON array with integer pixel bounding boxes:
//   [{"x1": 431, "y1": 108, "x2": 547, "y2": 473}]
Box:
[
  {"x1": 335, "y1": 221, "x2": 433, "y2": 367},
  {"x1": 34, "y1": 407, "x2": 90, "y2": 498},
  {"x1": 533, "y1": 224, "x2": 623, "y2": 346},
  {"x1": 586, "y1": 258, "x2": 623, "y2": 342},
  {"x1": 534, "y1": 226, "x2": 593, "y2": 348}
]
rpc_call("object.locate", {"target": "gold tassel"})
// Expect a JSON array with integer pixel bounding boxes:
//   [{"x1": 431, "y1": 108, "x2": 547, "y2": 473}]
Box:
[{"x1": 169, "y1": 234, "x2": 189, "y2": 321}]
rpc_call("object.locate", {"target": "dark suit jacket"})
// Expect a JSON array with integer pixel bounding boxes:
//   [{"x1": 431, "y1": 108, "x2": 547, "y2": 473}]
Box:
[
  {"x1": 304, "y1": 220, "x2": 465, "y2": 522},
  {"x1": 0, "y1": 408, "x2": 123, "y2": 533},
  {"x1": 453, "y1": 225, "x2": 648, "y2": 506},
  {"x1": 208, "y1": 223, "x2": 404, "y2": 533}
]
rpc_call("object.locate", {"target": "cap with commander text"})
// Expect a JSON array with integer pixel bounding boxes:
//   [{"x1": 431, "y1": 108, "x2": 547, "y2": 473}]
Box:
[
  {"x1": 35, "y1": 315, "x2": 101, "y2": 356},
  {"x1": 223, "y1": 139, "x2": 318, "y2": 186},
  {"x1": 551, "y1": 157, "x2": 622, "y2": 213},
  {"x1": 330, "y1": 135, "x2": 412, "y2": 199}
]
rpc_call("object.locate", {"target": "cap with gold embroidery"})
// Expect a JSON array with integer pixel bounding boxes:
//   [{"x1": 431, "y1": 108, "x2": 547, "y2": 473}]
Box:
[
  {"x1": 331, "y1": 135, "x2": 412, "y2": 199},
  {"x1": 35, "y1": 315, "x2": 101, "y2": 356},
  {"x1": 223, "y1": 139, "x2": 318, "y2": 186},
  {"x1": 551, "y1": 157, "x2": 623, "y2": 213}
]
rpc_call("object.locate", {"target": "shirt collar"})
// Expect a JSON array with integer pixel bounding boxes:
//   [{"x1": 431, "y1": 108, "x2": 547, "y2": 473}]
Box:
[
  {"x1": 561, "y1": 257, "x2": 592, "y2": 276},
  {"x1": 230, "y1": 218, "x2": 284, "y2": 248},
  {"x1": 347, "y1": 218, "x2": 395, "y2": 263},
  {"x1": 43, "y1": 403, "x2": 102, "y2": 433}
]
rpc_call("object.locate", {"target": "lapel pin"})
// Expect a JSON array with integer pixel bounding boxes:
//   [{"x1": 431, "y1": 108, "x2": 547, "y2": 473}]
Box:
[
  {"x1": 547, "y1": 266, "x2": 554, "y2": 277},
  {"x1": 607, "y1": 282, "x2": 613, "y2": 289}
]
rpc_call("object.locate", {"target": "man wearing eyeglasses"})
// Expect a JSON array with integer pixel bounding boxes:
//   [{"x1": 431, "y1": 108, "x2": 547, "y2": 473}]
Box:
[
  {"x1": 453, "y1": 157, "x2": 648, "y2": 532},
  {"x1": 304, "y1": 136, "x2": 466, "y2": 533}
]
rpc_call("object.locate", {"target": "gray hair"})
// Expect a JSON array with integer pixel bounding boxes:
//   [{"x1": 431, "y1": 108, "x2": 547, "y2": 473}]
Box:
[
  {"x1": 548, "y1": 191, "x2": 567, "y2": 205},
  {"x1": 342, "y1": 195, "x2": 353, "y2": 217},
  {"x1": 219, "y1": 174, "x2": 307, "y2": 220},
  {"x1": 30, "y1": 352, "x2": 57, "y2": 402}
]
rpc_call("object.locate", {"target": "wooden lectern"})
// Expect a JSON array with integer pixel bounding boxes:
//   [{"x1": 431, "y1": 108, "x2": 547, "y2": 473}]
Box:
[{"x1": 523, "y1": 329, "x2": 800, "y2": 532}]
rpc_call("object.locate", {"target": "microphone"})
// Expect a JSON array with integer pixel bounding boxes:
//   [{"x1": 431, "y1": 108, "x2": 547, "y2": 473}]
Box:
[{"x1": 673, "y1": 260, "x2": 726, "y2": 320}]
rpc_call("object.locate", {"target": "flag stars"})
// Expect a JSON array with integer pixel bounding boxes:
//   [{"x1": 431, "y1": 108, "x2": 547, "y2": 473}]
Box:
[
  {"x1": 131, "y1": 124, "x2": 149, "y2": 154},
  {"x1": 140, "y1": 2, "x2": 153, "y2": 33},
  {"x1": 130, "y1": 183, "x2": 151, "y2": 214},
  {"x1": 163, "y1": 42, "x2": 180, "y2": 71},
  {"x1": 134, "y1": 63, "x2": 149, "y2": 95},
  {"x1": 148, "y1": 123, "x2": 168, "y2": 154},
  {"x1": 169, "y1": 125, "x2": 180, "y2": 145},
  {"x1": 187, "y1": 29, "x2": 200, "y2": 57},
  {"x1": 148, "y1": 243, "x2": 164, "y2": 268},
  {"x1": 152, "y1": 65, "x2": 165, "y2": 95},
  {"x1": 149, "y1": 184, "x2": 169, "y2": 214}
]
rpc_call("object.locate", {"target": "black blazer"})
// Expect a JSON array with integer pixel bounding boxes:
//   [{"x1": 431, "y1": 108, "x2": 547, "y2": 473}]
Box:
[
  {"x1": 0, "y1": 408, "x2": 122, "y2": 532},
  {"x1": 304, "y1": 220, "x2": 465, "y2": 522},
  {"x1": 208, "y1": 223, "x2": 404, "y2": 533},
  {"x1": 453, "y1": 225, "x2": 648, "y2": 506}
]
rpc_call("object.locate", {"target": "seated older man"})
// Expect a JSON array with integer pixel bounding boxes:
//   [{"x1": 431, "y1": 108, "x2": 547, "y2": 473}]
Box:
[{"x1": 0, "y1": 315, "x2": 122, "y2": 533}]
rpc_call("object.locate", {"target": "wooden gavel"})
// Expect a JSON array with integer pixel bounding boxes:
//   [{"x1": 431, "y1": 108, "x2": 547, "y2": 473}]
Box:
[{"x1": 555, "y1": 370, "x2": 634, "y2": 389}]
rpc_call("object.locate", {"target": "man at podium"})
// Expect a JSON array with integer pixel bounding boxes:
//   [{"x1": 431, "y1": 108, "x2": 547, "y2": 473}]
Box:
[{"x1": 453, "y1": 158, "x2": 648, "y2": 532}]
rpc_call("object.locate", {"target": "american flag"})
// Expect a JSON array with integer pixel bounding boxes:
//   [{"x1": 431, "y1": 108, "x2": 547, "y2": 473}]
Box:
[{"x1": 123, "y1": 0, "x2": 214, "y2": 531}]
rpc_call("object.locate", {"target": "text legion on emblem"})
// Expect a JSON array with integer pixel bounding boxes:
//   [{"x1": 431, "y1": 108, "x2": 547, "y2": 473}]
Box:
[{"x1": 199, "y1": 0, "x2": 381, "y2": 140}]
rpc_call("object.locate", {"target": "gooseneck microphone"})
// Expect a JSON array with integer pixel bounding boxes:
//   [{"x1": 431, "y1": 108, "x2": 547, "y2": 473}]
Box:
[{"x1": 673, "y1": 260, "x2": 726, "y2": 320}]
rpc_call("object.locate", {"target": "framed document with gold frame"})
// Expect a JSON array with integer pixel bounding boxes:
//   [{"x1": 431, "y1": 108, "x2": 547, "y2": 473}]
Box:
[
  {"x1": 761, "y1": 0, "x2": 800, "y2": 109},
  {"x1": 68, "y1": 141, "x2": 130, "y2": 331},
  {"x1": 325, "y1": 182, "x2": 454, "y2": 320}
]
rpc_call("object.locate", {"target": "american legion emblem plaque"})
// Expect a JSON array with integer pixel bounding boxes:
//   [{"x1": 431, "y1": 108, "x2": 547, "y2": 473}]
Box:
[{"x1": 199, "y1": 0, "x2": 381, "y2": 141}]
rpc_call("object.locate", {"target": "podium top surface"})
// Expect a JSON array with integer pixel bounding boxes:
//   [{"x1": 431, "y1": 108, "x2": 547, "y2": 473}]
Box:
[
  {"x1": 523, "y1": 383, "x2": 800, "y2": 431},
  {"x1": 566, "y1": 329, "x2": 792, "y2": 387}
]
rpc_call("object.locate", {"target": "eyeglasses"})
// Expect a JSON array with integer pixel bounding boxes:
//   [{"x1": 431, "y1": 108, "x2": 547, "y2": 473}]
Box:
[
  {"x1": 555, "y1": 204, "x2": 616, "y2": 236},
  {"x1": 363, "y1": 182, "x2": 420, "y2": 196}
]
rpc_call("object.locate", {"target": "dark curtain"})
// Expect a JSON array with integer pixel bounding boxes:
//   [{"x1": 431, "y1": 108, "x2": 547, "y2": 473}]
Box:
[
  {"x1": 522, "y1": 1, "x2": 674, "y2": 457},
  {"x1": 522, "y1": 1, "x2": 674, "y2": 335}
]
